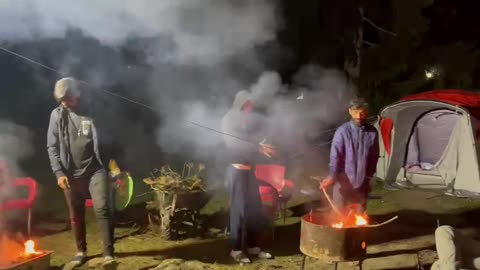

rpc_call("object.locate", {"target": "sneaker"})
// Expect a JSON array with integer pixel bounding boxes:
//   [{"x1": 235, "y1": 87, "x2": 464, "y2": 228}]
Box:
[
  {"x1": 383, "y1": 183, "x2": 400, "y2": 191},
  {"x1": 395, "y1": 180, "x2": 415, "y2": 189},
  {"x1": 102, "y1": 256, "x2": 117, "y2": 270},
  {"x1": 70, "y1": 252, "x2": 86, "y2": 267},
  {"x1": 230, "y1": 250, "x2": 251, "y2": 264},
  {"x1": 246, "y1": 247, "x2": 273, "y2": 259},
  {"x1": 103, "y1": 256, "x2": 116, "y2": 264}
]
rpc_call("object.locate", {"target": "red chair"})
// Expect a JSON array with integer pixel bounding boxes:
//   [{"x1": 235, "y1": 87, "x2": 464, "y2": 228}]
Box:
[
  {"x1": 85, "y1": 199, "x2": 94, "y2": 207},
  {"x1": 0, "y1": 177, "x2": 38, "y2": 236},
  {"x1": 85, "y1": 178, "x2": 124, "y2": 208},
  {"x1": 255, "y1": 164, "x2": 294, "y2": 223},
  {"x1": 258, "y1": 185, "x2": 279, "y2": 218}
]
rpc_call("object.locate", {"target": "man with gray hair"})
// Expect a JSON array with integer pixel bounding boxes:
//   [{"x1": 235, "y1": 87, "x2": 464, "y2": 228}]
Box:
[
  {"x1": 320, "y1": 98, "x2": 379, "y2": 215},
  {"x1": 47, "y1": 77, "x2": 115, "y2": 268}
]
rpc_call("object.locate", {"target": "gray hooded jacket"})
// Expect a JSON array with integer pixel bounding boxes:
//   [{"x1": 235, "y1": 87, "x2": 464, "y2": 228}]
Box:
[
  {"x1": 47, "y1": 105, "x2": 104, "y2": 179},
  {"x1": 221, "y1": 90, "x2": 268, "y2": 164}
]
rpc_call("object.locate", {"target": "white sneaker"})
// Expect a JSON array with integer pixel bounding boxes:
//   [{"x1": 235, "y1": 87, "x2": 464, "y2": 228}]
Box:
[
  {"x1": 230, "y1": 250, "x2": 251, "y2": 264},
  {"x1": 70, "y1": 252, "x2": 87, "y2": 267},
  {"x1": 246, "y1": 247, "x2": 273, "y2": 259},
  {"x1": 102, "y1": 256, "x2": 117, "y2": 269},
  {"x1": 103, "y1": 256, "x2": 115, "y2": 264}
]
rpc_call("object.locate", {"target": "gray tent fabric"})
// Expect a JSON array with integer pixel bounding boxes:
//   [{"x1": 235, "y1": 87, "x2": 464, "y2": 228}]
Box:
[
  {"x1": 375, "y1": 100, "x2": 480, "y2": 197},
  {"x1": 406, "y1": 109, "x2": 459, "y2": 171}
]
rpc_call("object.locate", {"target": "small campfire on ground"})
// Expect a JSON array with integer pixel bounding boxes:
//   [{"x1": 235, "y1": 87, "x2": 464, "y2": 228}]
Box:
[
  {"x1": 21, "y1": 240, "x2": 42, "y2": 257},
  {"x1": 0, "y1": 237, "x2": 52, "y2": 270}
]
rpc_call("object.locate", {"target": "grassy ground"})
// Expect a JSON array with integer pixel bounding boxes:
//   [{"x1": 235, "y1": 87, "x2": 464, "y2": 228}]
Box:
[{"x1": 17, "y1": 181, "x2": 480, "y2": 269}]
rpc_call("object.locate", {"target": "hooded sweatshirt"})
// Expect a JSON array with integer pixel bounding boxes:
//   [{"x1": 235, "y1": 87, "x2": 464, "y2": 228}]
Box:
[
  {"x1": 221, "y1": 90, "x2": 267, "y2": 165},
  {"x1": 47, "y1": 105, "x2": 104, "y2": 179}
]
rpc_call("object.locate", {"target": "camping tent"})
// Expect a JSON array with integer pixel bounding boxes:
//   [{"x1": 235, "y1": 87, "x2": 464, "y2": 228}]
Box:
[{"x1": 375, "y1": 90, "x2": 480, "y2": 197}]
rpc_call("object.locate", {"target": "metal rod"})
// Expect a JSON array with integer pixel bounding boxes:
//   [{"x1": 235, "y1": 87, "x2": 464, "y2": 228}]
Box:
[
  {"x1": 271, "y1": 226, "x2": 275, "y2": 243},
  {"x1": 364, "y1": 215, "x2": 398, "y2": 228},
  {"x1": 321, "y1": 187, "x2": 343, "y2": 218},
  {"x1": 333, "y1": 261, "x2": 338, "y2": 270},
  {"x1": 300, "y1": 255, "x2": 306, "y2": 270},
  {"x1": 27, "y1": 208, "x2": 32, "y2": 237}
]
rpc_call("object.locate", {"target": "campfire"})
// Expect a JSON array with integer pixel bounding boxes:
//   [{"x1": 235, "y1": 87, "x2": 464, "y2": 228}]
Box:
[
  {"x1": 0, "y1": 237, "x2": 52, "y2": 270},
  {"x1": 22, "y1": 240, "x2": 41, "y2": 256},
  {"x1": 331, "y1": 213, "x2": 369, "y2": 228},
  {"x1": 300, "y1": 209, "x2": 399, "y2": 265}
]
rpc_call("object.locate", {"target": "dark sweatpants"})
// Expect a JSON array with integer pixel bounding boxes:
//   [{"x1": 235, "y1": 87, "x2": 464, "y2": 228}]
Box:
[
  {"x1": 227, "y1": 166, "x2": 265, "y2": 251},
  {"x1": 63, "y1": 169, "x2": 115, "y2": 256},
  {"x1": 332, "y1": 178, "x2": 369, "y2": 214}
]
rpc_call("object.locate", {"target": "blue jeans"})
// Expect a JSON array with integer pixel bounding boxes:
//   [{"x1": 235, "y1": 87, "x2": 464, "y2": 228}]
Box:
[{"x1": 226, "y1": 166, "x2": 265, "y2": 250}]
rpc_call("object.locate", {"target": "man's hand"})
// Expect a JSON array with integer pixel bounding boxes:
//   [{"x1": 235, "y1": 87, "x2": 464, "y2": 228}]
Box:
[
  {"x1": 319, "y1": 178, "x2": 335, "y2": 190},
  {"x1": 259, "y1": 142, "x2": 277, "y2": 158},
  {"x1": 57, "y1": 176, "x2": 70, "y2": 190}
]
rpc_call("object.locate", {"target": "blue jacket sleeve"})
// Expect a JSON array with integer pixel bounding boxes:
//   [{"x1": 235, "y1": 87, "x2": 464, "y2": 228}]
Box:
[
  {"x1": 328, "y1": 128, "x2": 345, "y2": 179},
  {"x1": 47, "y1": 110, "x2": 65, "y2": 178},
  {"x1": 366, "y1": 130, "x2": 379, "y2": 178}
]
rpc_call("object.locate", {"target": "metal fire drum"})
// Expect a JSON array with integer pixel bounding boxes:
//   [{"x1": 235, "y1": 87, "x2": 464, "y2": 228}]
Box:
[
  {"x1": 0, "y1": 251, "x2": 53, "y2": 270},
  {"x1": 299, "y1": 211, "x2": 367, "y2": 270}
]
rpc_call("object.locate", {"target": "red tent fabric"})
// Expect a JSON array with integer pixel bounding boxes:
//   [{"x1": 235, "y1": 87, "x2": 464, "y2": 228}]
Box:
[
  {"x1": 401, "y1": 90, "x2": 480, "y2": 119},
  {"x1": 379, "y1": 118, "x2": 394, "y2": 156}
]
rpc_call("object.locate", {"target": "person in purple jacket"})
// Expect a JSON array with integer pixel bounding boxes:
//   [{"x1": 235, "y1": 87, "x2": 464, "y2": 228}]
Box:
[{"x1": 320, "y1": 98, "x2": 379, "y2": 214}]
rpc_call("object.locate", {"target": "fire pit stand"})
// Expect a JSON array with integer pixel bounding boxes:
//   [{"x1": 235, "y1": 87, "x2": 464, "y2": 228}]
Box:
[
  {"x1": 299, "y1": 211, "x2": 367, "y2": 270},
  {"x1": 299, "y1": 210, "x2": 399, "y2": 270},
  {"x1": 0, "y1": 251, "x2": 53, "y2": 270}
]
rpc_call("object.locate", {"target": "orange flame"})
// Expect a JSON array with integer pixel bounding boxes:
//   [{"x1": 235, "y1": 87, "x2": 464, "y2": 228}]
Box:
[
  {"x1": 355, "y1": 215, "x2": 368, "y2": 226},
  {"x1": 23, "y1": 240, "x2": 40, "y2": 255},
  {"x1": 331, "y1": 213, "x2": 369, "y2": 228},
  {"x1": 332, "y1": 222, "x2": 344, "y2": 228}
]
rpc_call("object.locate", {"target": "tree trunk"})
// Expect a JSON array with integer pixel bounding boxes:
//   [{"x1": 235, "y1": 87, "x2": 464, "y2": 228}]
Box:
[{"x1": 344, "y1": 7, "x2": 364, "y2": 87}]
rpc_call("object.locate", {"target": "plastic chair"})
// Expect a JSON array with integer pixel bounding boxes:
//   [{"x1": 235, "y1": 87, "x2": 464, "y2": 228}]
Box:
[
  {"x1": 85, "y1": 174, "x2": 133, "y2": 211},
  {"x1": 85, "y1": 178, "x2": 122, "y2": 207},
  {"x1": 0, "y1": 177, "x2": 38, "y2": 237},
  {"x1": 255, "y1": 164, "x2": 294, "y2": 223},
  {"x1": 258, "y1": 185, "x2": 279, "y2": 218}
]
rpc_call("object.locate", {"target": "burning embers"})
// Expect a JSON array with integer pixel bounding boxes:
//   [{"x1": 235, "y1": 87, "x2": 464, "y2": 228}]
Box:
[
  {"x1": 22, "y1": 240, "x2": 41, "y2": 257},
  {"x1": 331, "y1": 213, "x2": 368, "y2": 228},
  {"x1": 0, "y1": 237, "x2": 48, "y2": 269}
]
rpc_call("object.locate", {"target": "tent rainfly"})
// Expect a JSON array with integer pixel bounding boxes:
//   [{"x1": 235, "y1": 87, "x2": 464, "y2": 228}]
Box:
[{"x1": 375, "y1": 90, "x2": 480, "y2": 197}]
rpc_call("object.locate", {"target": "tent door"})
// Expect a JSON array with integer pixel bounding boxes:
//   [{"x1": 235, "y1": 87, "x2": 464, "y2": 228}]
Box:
[{"x1": 403, "y1": 109, "x2": 459, "y2": 187}]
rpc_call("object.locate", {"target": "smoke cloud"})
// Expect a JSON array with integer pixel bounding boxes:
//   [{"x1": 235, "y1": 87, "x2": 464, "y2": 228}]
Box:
[
  {"x1": 0, "y1": 0, "x2": 278, "y2": 66},
  {"x1": 0, "y1": 121, "x2": 34, "y2": 263},
  {"x1": 0, "y1": 120, "x2": 34, "y2": 187},
  {"x1": 0, "y1": 1, "x2": 354, "y2": 187}
]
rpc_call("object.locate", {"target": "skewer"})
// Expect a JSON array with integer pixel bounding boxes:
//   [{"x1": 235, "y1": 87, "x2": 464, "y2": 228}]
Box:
[
  {"x1": 363, "y1": 216, "x2": 398, "y2": 228},
  {"x1": 315, "y1": 177, "x2": 399, "y2": 228},
  {"x1": 321, "y1": 187, "x2": 343, "y2": 218}
]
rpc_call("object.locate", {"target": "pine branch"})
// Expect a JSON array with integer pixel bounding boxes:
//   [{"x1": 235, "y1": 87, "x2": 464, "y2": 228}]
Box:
[
  {"x1": 363, "y1": 40, "x2": 378, "y2": 46},
  {"x1": 362, "y1": 16, "x2": 397, "y2": 36}
]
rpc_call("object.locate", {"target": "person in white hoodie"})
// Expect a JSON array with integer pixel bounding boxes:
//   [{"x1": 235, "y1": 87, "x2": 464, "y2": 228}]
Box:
[
  {"x1": 432, "y1": 225, "x2": 480, "y2": 270},
  {"x1": 221, "y1": 90, "x2": 275, "y2": 264}
]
